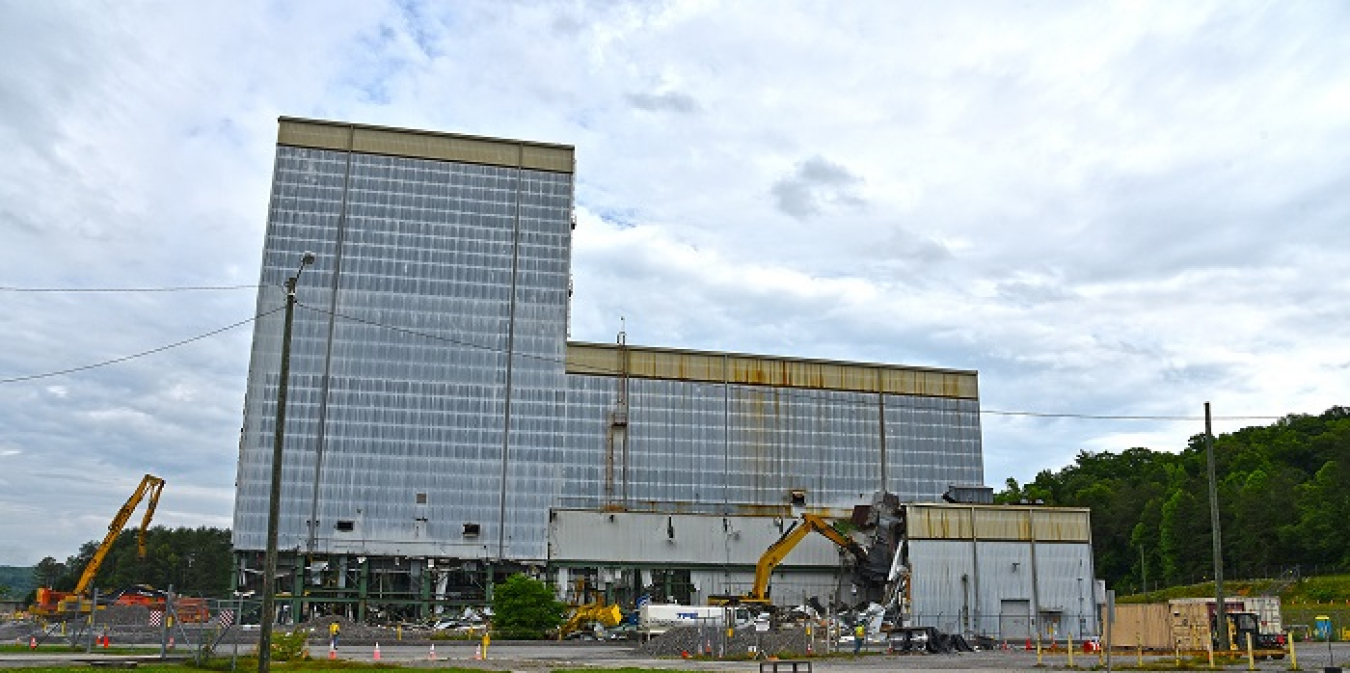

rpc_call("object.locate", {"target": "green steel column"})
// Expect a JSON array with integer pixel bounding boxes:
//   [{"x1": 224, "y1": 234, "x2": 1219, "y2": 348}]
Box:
[
  {"x1": 420, "y1": 566, "x2": 431, "y2": 621},
  {"x1": 291, "y1": 555, "x2": 304, "y2": 623},
  {"x1": 357, "y1": 561, "x2": 368, "y2": 623}
]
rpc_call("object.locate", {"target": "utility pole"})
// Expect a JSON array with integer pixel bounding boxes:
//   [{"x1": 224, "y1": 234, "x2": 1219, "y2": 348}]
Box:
[
  {"x1": 1205, "y1": 401, "x2": 1228, "y2": 650},
  {"x1": 259, "y1": 252, "x2": 314, "y2": 673},
  {"x1": 1139, "y1": 544, "x2": 1147, "y2": 594}
]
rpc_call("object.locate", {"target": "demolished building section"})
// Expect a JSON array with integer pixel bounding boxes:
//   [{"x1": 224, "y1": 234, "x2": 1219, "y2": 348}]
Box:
[{"x1": 233, "y1": 117, "x2": 1097, "y2": 643}]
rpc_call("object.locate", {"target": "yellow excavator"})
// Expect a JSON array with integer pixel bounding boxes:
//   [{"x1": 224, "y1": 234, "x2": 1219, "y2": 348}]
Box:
[
  {"x1": 30, "y1": 474, "x2": 165, "y2": 619},
  {"x1": 557, "y1": 601, "x2": 624, "y2": 639},
  {"x1": 709, "y1": 513, "x2": 868, "y2": 607}
]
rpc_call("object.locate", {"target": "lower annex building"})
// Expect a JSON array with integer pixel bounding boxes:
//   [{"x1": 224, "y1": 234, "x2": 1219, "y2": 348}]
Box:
[{"x1": 232, "y1": 117, "x2": 1097, "y2": 641}]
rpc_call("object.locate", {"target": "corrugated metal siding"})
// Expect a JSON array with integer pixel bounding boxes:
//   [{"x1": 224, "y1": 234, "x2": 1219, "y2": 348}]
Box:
[
  {"x1": 558, "y1": 376, "x2": 984, "y2": 512},
  {"x1": 973, "y1": 508, "x2": 1031, "y2": 540},
  {"x1": 277, "y1": 117, "x2": 575, "y2": 173},
  {"x1": 1031, "y1": 509, "x2": 1092, "y2": 542},
  {"x1": 909, "y1": 538, "x2": 1098, "y2": 640},
  {"x1": 549, "y1": 511, "x2": 847, "y2": 567},
  {"x1": 972, "y1": 540, "x2": 1035, "y2": 637},
  {"x1": 908, "y1": 507, "x2": 976, "y2": 539},
  {"x1": 566, "y1": 342, "x2": 978, "y2": 398},
  {"x1": 234, "y1": 143, "x2": 572, "y2": 558},
  {"x1": 907, "y1": 539, "x2": 976, "y2": 634},
  {"x1": 906, "y1": 505, "x2": 1090, "y2": 543}
]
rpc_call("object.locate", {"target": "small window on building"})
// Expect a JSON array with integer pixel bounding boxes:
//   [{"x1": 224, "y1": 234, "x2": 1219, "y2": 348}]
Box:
[
  {"x1": 335, "y1": 520, "x2": 355, "y2": 532},
  {"x1": 463, "y1": 523, "x2": 480, "y2": 537},
  {"x1": 789, "y1": 490, "x2": 807, "y2": 506},
  {"x1": 416, "y1": 493, "x2": 427, "y2": 505}
]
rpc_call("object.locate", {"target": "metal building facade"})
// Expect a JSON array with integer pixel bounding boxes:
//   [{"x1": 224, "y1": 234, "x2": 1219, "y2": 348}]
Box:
[
  {"x1": 903, "y1": 504, "x2": 1097, "y2": 641},
  {"x1": 234, "y1": 119, "x2": 575, "y2": 561},
  {"x1": 560, "y1": 343, "x2": 983, "y2": 513},
  {"x1": 233, "y1": 118, "x2": 991, "y2": 619}
]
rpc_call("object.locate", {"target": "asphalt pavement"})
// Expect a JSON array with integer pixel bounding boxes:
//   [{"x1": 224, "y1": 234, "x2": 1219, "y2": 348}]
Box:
[{"x1": 2, "y1": 639, "x2": 1348, "y2": 671}]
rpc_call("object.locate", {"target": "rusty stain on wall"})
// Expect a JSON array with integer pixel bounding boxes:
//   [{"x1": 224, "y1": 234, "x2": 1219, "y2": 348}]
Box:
[{"x1": 566, "y1": 342, "x2": 977, "y2": 399}]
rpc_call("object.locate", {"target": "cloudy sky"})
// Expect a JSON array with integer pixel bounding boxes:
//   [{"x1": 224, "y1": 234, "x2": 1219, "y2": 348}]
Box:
[{"x1": 2, "y1": 1, "x2": 1347, "y2": 567}]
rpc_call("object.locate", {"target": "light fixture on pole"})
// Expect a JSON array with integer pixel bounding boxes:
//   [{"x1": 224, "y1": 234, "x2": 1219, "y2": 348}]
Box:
[{"x1": 258, "y1": 251, "x2": 315, "y2": 673}]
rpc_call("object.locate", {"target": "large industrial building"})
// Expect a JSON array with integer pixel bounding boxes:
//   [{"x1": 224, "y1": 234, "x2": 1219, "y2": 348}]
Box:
[{"x1": 233, "y1": 117, "x2": 1098, "y2": 641}]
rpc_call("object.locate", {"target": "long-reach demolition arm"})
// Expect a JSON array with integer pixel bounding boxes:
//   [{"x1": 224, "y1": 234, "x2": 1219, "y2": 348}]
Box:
[
  {"x1": 747, "y1": 513, "x2": 868, "y2": 602},
  {"x1": 71, "y1": 474, "x2": 165, "y2": 595}
]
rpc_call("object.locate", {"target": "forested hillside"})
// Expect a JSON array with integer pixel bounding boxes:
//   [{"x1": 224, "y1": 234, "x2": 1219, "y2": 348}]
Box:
[
  {"x1": 32, "y1": 526, "x2": 232, "y2": 598},
  {"x1": 996, "y1": 406, "x2": 1350, "y2": 593},
  {"x1": 0, "y1": 565, "x2": 33, "y2": 597}
]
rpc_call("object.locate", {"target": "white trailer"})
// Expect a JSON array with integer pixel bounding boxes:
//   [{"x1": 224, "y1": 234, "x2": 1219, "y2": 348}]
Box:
[{"x1": 638, "y1": 604, "x2": 751, "y2": 636}]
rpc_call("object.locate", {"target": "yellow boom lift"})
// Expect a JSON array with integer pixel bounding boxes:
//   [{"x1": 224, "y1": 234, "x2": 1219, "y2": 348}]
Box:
[{"x1": 30, "y1": 474, "x2": 165, "y2": 619}]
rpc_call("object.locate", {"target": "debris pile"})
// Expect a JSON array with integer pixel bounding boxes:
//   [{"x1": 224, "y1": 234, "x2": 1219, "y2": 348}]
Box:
[{"x1": 635, "y1": 626, "x2": 813, "y2": 658}]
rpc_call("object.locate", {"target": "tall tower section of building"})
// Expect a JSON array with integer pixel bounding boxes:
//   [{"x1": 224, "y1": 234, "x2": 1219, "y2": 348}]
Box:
[{"x1": 234, "y1": 118, "x2": 575, "y2": 561}]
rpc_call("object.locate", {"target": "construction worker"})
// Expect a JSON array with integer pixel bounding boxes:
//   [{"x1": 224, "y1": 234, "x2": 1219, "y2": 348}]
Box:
[
  {"x1": 329, "y1": 620, "x2": 341, "y2": 649},
  {"x1": 853, "y1": 622, "x2": 865, "y2": 655}
]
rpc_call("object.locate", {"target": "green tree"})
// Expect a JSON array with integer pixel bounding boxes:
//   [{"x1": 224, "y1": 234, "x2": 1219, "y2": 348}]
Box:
[
  {"x1": 32, "y1": 557, "x2": 65, "y2": 589},
  {"x1": 490, "y1": 574, "x2": 565, "y2": 639}
]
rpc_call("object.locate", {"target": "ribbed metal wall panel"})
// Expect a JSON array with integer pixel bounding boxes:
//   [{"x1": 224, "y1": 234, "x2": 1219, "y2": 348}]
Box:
[
  {"x1": 906, "y1": 539, "x2": 977, "y2": 634},
  {"x1": 277, "y1": 117, "x2": 575, "y2": 173},
  {"x1": 973, "y1": 508, "x2": 1031, "y2": 540},
  {"x1": 234, "y1": 145, "x2": 572, "y2": 558},
  {"x1": 566, "y1": 342, "x2": 978, "y2": 398},
  {"x1": 1031, "y1": 508, "x2": 1092, "y2": 542},
  {"x1": 557, "y1": 376, "x2": 983, "y2": 512},
  {"x1": 909, "y1": 539, "x2": 1098, "y2": 640},
  {"x1": 549, "y1": 511, "x2": 847, "y2": 567},
  {"x1": 908, "y1": 505, "x2": 976, "y2": 540},
  {"x1": 906, "y1": 504, "x2": 1090, "y2": 543},
  {"x1": 970, "y1": 540, "x2": 1035, "y2": 638}
]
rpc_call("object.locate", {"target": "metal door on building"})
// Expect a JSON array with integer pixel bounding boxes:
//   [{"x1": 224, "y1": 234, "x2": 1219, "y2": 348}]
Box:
[
  {"x1": 1000, "y1": 599, "x2": 1031, "y2": 641},
  {"x1": 1039, "y1": 611, "x2": 1062, "y2": 641}
]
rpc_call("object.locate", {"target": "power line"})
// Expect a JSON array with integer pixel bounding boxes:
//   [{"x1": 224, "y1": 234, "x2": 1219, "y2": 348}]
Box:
[
  {"x1": 0, "y1": 306, "x2": 283, "y2": 384},
  {"x1": 298, "y1": 303, "x2": 1288, "y2": 423},
  {"x1": 0, "y1": 284, "x2": 261, "y2": 293},
  {"x1": 981, "y1": 409, "x2": 1283, "y2": 421},
  {"x1": 0, "y1": 290, "x2": 1291, "y2": 426}
]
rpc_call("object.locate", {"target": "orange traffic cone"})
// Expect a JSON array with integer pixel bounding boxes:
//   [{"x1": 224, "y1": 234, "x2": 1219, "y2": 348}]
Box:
[
  {"x1": 103, "y1": 635, "x2": 110, "y2": 649},
  {"x1": 168, "y1": 636, "x2": 175, "y2": 650},
  {"x1": 428, "y1": 643, "x2": 437, "y2": 661},
  {"x1": 29, "y1": 636, "x2": 37, "y2": 650},
  {"x1": 373, "y1": 643, "x2": 381, "y2": 661},
  {"x1": 474, "y1": 644, "x2": 482, "y2": 660},
  {"x1": 328, "y1": 643, "x2": 336, "y2": 660}
]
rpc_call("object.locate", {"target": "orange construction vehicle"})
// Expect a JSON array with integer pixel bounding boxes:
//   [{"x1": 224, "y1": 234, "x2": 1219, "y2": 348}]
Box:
[{"x1": 106, "y1": 584, "x2": 211, "y2": 623}]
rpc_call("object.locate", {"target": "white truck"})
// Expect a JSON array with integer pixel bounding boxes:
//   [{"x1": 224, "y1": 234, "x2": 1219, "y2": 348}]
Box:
[{"x1": 638, "y1": 604, "x2": 752, "y2": 636}]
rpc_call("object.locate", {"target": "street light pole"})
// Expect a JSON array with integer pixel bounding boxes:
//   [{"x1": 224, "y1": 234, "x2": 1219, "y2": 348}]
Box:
[{"x1": 259, "y1": 252, "x2": 314, "y2": 673}]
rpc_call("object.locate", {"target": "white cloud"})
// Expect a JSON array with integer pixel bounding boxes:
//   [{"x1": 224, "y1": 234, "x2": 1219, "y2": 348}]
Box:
[{"x1": 1, "y1": 0, "x2": 1348, "y2": 565}]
